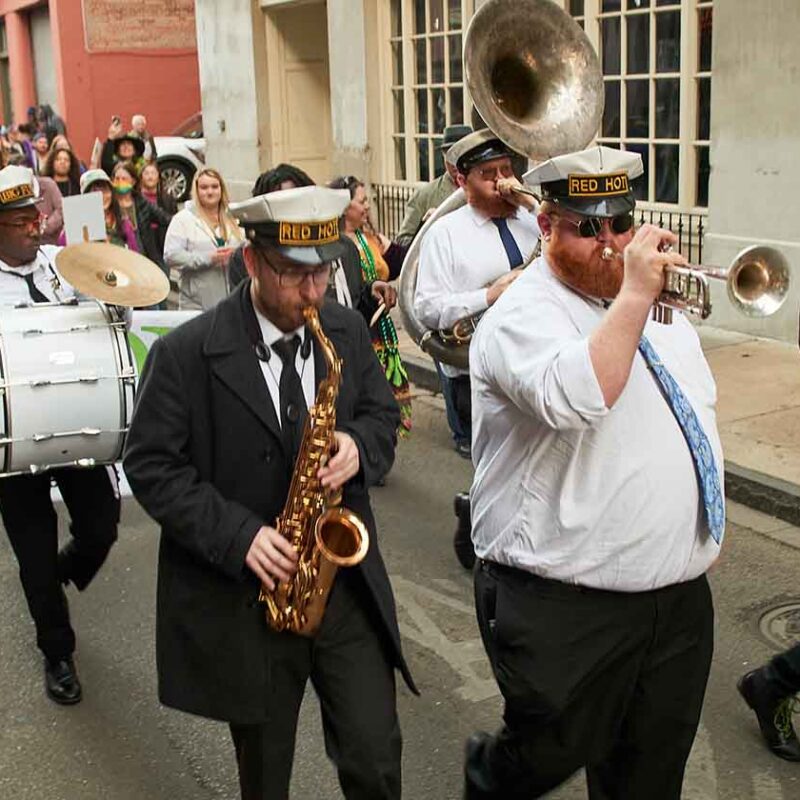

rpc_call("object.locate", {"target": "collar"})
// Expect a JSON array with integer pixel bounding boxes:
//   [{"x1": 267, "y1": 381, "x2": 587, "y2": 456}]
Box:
[
  {"x1": 0, "y1": 253, "x2": 42, "y2": 277},
  {"x1": 466, "y1": 202, "x2": 524, "y2": 228},
  {"x1": 253, "y1": 303, "x2": 306, "y2": 349}
]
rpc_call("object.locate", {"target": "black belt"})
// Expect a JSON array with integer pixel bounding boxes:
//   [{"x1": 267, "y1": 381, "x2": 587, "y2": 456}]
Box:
[{"x1": 479, "y1": 559, "x2": 625, "y2": 598}]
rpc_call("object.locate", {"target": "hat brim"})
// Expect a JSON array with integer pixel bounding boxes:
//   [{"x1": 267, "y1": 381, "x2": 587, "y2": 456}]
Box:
[
  {"x1": 549, "y1": 194, "x2": 635, "y2": 217},
  {"x1": 254, "y1": 238, "x2": 348, "y2": 266},
  {"x1": 116, "y1": 137, "x2": 145, "y2": 159}
]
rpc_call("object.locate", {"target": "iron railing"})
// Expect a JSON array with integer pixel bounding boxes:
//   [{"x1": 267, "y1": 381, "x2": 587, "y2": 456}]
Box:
[{"x1": 372, "y1": 182, "x2": 707, "y2": 264}]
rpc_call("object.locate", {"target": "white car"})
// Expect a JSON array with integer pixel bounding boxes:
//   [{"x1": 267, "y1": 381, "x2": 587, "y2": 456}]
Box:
[{"x1": 155, "y1": 112, "x2": 205, "y2": 202}]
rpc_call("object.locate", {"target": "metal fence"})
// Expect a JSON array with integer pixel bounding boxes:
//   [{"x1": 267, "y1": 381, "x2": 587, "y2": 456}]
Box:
[{"x1": 372, "y1": 182, "x2": 707, "y2": 264}]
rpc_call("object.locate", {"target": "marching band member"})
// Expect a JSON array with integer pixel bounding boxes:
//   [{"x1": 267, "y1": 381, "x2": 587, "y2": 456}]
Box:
[
  {"x1": 0, "y1": 166, "x2": 120, "y2": 705},
  {"x1": 413, "y1": 128, "x2": 540, "y2": 568},
  {"x1": 123, "y1": 186, "x2": 416, "y2": 800},
  {"x1": 464, "y1": 147, "x2": 723, "y2": 798}
]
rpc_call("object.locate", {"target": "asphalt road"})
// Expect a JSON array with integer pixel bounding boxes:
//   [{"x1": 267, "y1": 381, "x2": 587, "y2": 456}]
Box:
[{"x1": 1, "y1": 391, "x2": 799, "y2": 799}]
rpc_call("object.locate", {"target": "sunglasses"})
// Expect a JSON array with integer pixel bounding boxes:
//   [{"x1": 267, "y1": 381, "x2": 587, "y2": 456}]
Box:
[{"x1": 554, "y1": 212, "x2": 634, "y2": 238}]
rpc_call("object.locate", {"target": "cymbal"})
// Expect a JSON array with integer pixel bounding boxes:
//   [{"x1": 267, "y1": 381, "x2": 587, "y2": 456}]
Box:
[{"x1": 55, "y1": 242, "x2": 170, "y2": 307}]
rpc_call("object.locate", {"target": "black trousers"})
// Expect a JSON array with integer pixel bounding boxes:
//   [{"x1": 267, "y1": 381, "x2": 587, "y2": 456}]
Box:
[
  {"x1": 229, "y1": 570, "x2": 401, "y2": 800},
  {"x1": 0, "y1": 466, "x2": 120, "y2": 661},
  {"x1": 467, "y1": 561, "x2": 714, "y2": 800}
]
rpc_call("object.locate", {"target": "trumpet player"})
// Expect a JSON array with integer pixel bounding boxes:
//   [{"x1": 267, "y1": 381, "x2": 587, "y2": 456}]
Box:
[
  {"x1": 413, "y1": 128, "x2": 540, "y2": 568},
  {"x1": 464, "y1": 147, "x2": 724, "y2": 799},
  {"x1": 123, "y1": 186, "x2": 415, "y2": 800}
]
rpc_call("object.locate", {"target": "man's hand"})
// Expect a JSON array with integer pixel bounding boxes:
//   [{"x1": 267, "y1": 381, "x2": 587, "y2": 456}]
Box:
[
  {"x1": 620, "y1": 224, "x2": 686, "y2": 306},
  {"x1": 245, "y1": 525, "x2": 299, "y2": 590},
  {"x1": 497, "y1": 176, "x2": 537, "y2": 211},
  {"x1": 318, "y1": 431, "x2": 360, "y2": 491},
  {"x1": 371, "y1": 280, "x2": 397, "y2": 310},
  {"x1": 486, "y1": 267, "x2": 524, "y2": 306}
]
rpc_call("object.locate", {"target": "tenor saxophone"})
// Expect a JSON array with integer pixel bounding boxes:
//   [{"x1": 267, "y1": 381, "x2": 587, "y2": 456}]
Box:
[{"x1": 259, "y1": 305, "x2": 369, "y2": 636}]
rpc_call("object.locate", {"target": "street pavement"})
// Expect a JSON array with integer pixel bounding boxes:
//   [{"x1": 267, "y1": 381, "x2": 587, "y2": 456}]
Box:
[{"x1": 1, "y1": 392, "x2": 800, "y2": 799}]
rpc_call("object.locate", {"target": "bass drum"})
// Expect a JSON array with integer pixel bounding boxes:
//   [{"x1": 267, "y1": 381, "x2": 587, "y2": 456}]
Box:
[
  {"x1": 397, "y1": 187, "x2": 470, "y2": 371},
  {"x1": 0, "y1": 300, "x2": 136, "y2": 476}
]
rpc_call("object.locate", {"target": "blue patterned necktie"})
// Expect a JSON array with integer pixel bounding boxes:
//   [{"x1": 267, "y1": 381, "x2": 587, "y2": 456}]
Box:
[
  {"x1": 638, "y1": 335, "x2": 725, "y2": 544},
  {"x1": 491, "y1": 217, "x2": 524, "y2": 268}
]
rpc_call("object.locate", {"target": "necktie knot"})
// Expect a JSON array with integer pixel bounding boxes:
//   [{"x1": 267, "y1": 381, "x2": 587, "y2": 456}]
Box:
[{"x1": 272, "y1": 334, "x2": 301, "y2": 366}]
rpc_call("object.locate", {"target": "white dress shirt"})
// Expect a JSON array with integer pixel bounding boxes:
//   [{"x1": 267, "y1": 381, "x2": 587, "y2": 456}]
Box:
[
  {"x1": 414, "y1": 203, "x2": 540, "y2": 376},
  {"x1": 0, "y1": 245, "x2": 75, "y2": 304},
  {"x1": 469, "y1": 256, "x2": 723, "y2": 591},
  {"x1": 253, "y1": 308, "x2": 316, "y2": 425}
]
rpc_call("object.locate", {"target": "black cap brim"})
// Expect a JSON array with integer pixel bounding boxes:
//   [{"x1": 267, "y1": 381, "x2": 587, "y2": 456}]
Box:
[
  {"x1": 251, "y1": 237, "x2": 347, "y2": 266},
  {"x1": 549, "y1": 193, "x2": 635, "y2": 217}
]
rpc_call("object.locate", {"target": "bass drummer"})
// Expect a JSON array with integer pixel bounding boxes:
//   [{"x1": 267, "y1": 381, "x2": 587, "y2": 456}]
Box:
[
  {"x1": 413, "y1": 129, "x2": 540, "y2": 568},
  {"x1": 0, "y1": 165, "x2": 120, "y2": 705}
]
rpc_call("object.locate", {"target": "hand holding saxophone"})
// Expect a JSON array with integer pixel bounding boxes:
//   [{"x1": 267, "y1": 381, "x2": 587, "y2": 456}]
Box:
[
  {"x1": 246, "y1": 526, "x2": 299, "y2": 590},
  {"x1": 318, "y1": 431, "x2": 360, "y2": 491},
  {"x1": 618, "y1": 224, "x2": 687, "y2": 306}
]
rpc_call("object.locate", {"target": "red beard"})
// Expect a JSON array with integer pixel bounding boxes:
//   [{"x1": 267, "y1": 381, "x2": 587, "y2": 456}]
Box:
[{"x1": 547, "y1": 236, "x2": 624, "y2": 300}]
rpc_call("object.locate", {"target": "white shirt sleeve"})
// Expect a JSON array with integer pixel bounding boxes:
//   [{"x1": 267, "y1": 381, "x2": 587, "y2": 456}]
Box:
[
  {"x1": 414, "y1": 223, "x2": 488, "y2": 331},
  {"x1": 476, "y1": 296, "x2": 608, "y2": 431}
]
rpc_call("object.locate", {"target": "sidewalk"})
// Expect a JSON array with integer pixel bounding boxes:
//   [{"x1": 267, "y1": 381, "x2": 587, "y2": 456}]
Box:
[{"x1": 395, "y1": 315, "x2": 800, "y2": 526}]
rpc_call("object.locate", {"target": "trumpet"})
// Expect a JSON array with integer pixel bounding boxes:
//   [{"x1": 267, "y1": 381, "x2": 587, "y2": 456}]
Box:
[{"x1": 600, "y1": 244, "x2": 790, "y2": 324}]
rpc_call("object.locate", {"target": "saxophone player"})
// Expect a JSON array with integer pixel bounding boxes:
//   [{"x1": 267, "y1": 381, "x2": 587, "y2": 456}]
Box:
[
  {"x1": 413, "y1": 128, "x2": 540, "y2": 568},
  {"x1": 123, "y1": 186, "x2": 416, "y2": 800}
]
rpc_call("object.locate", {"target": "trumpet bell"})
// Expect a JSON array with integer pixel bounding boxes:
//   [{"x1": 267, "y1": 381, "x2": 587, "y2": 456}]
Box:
[
  {"x1": 464, "y1": 0, "x2": 604, "y2": 161},
  {"x1": 728, "y1": 245, "x2": 790, "y2": 318}
]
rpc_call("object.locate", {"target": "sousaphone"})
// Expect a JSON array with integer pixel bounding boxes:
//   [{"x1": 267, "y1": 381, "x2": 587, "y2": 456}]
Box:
[{"x1": 398, "y1": 0, "x2": 605, "y2": 369}]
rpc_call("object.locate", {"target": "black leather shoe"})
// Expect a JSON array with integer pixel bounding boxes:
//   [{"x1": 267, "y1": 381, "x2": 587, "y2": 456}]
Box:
[
  {"x1": 464, "y1": 731, "x2": 497, "y2": 799},
  {"x1": 455, "y1": 441, "x2": 472, "y2": 460},
  {"x1": 45, "y1": 657, "x2": 82, "y2": 705},
  {"x1": 738, "y1": 668, "x2": 800, "y2": 761},
  {"x1": 453, "y1": 492, "x2": 476, "y2": 570}
]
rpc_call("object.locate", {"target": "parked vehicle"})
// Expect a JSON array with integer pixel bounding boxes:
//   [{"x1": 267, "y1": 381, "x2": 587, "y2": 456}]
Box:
[{"x1": 155, "y1": 113, "x2": 205, "y2": 202}]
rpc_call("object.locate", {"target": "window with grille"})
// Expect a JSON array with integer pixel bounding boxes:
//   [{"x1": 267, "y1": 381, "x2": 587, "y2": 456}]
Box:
[
  {"x1": 389, "y1": 0, "x2": 473, "y2": 182},
  {"x1": 568, "y1": 0, "x2": 713, "y2": 210}
]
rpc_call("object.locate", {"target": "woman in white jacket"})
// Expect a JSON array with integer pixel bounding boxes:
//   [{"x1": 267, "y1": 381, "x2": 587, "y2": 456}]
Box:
[{"x1": 163, "y1": 167, "x2": 244, "y2": 310}]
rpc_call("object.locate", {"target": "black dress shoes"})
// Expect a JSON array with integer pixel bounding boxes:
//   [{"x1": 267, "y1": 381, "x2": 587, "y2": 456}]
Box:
[
  {"x1": 45, "y1": 657, "x2": 82, "y2": 705},
  {"x1": 464, "y1": 731, "x2": 498, "y2": 799},
  {"x1": 738, "y1": 668, "x2": 800, "y2": 761},
  {"x1": 455, "y1": 441, "x2": 472, "y2": 460},
  {"x1": 453, "y1": 491, "x2": 476, "y2": 570}
]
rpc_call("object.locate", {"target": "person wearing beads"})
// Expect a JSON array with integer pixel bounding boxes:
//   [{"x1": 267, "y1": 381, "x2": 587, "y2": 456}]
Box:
[
  {"x1": 463, "y1": 146, "x2": 722, "y2": 799},
  {"x1": 329, "y1": 175, "x2": 412, "y2": 438},
  {"x1": 413, "y1": 128, "x2": 540, "y2": 569}
]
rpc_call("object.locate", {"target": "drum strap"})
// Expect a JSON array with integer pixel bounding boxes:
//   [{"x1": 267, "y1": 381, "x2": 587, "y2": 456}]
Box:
[{"x1": 22, "y1": 272, "x2": 50, "y2": 304}]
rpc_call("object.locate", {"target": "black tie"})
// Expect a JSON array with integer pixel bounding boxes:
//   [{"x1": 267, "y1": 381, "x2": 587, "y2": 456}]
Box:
[
  {"x1": 23, "y1": 272, "x2": 50, "y2": 303},
  {"x1": 491, "y1": 217, "x2": 524, "y2": 268},
  {"x1": 272, "y1": 335, "x2": 307, "y2": 462}
]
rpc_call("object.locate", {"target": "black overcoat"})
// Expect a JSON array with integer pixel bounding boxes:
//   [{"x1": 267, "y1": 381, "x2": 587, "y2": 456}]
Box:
[{"x1": 123, "y1": 281, "x2": 416, "y2": 723}]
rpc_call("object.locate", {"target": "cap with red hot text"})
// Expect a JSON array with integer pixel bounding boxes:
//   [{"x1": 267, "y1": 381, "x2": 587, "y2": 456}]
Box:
[
  {"x1": 230, "y1": 185, "x2": 351, "y2": 266},
  {"x1": 523, "y1": 146, "x2": 643, "y2": 217}
]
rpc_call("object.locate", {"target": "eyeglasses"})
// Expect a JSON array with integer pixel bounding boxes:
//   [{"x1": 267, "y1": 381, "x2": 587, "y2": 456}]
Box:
[
  {"x1": 475, "y1": 163, "x2": 515, "y2": 181},
  {"x1": 269, "y1": 262, "x2": 331, "y2": 288},
  {"x1": 553, "y1": 212, "x2": 634, "y2": 238}
]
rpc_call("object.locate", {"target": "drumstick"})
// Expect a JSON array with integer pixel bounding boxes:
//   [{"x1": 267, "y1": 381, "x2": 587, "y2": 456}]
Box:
[{"x1": 370, "y1": 303, "x2": 387, "y2": 328}]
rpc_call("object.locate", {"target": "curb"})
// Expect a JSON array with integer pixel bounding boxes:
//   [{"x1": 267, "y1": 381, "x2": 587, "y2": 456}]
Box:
[{"x1": 404, "y1": 351, "x2": 800, "y2": 529}]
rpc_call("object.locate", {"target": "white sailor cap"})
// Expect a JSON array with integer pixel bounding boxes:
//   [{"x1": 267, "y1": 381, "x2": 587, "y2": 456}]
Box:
[
  {"x1": 0, "y1": 165, "x2": 41, "y2": 211},
  {"x1": 230, "y1": 185, "x2": 351, "y2": 266},
  {"x1": 448, "y1": 128, "x2": 514, "y2": 174},
  {"x1": 523, "y1": 146, "x2": 643, "y2": 217}
]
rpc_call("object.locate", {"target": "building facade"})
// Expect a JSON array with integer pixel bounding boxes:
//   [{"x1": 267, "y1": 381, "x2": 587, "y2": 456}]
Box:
[
  {"x1": 195, "y1": 0, "x2": 800, "y2": 342},
  {"x1": 0, "y1": 0, "x2": 201, "y2": 162}
]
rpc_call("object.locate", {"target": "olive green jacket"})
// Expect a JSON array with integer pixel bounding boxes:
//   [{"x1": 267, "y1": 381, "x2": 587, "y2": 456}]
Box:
[{"x1": 395, "y1": 173, "x2": 458, "y2": 247}]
